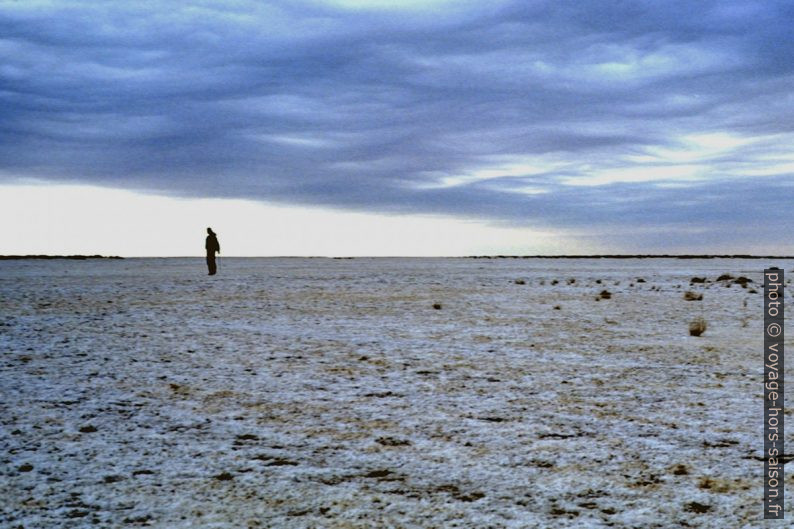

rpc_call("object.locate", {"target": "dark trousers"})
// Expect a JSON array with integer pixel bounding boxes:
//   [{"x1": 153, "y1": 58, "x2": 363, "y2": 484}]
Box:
[{"x1": 206, "y1": 253, "x2": 217, "y2": 275}]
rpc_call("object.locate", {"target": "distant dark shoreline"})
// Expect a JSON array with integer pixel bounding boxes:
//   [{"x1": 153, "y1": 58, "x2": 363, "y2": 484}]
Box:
[
  {"x1": 0, "y1": 255, "x2": 124, "y2": 260},
  {"x1": 465, "y1": 254, "x2": 794, "y2": 259},
  {"x1": 1, "y1": 254, "x2": 792, "y2": 260}
]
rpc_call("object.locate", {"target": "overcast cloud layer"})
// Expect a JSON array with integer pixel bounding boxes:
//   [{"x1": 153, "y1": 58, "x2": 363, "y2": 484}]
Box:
[{"x1": 2, "y1": 0, "x2": 793, "y2": 250}]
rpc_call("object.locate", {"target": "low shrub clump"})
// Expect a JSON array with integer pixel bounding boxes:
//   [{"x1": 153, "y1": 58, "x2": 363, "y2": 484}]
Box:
[{"x1": 689, "y1": 317, "x2": 707, "y2": 337}]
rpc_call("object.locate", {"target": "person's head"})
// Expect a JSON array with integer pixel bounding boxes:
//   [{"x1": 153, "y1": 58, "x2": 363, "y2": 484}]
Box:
[{"x1": 207, "y1": 227, "x2": 214, "y2": 235}]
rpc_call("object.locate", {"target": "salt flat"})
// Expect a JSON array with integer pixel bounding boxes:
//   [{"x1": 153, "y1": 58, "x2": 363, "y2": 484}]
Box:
[{"x1": 1, "y1": 257, "x2": 792, "y2": 528}]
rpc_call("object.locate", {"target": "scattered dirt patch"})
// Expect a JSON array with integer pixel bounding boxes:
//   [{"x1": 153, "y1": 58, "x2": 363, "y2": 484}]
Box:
[
  {"x1": 123, "y1": 514, "x2": 153, "y2": 524},
  {"x1": 550, "y1": 507, "x2": 580, "y2": 517},
  {"x1": 538, "y1": 432, "x2": 579, "y2": 439},
  {"x1": 252, "y1": 455, "x2": 299, "y2": 466},
  {"x1": 702, "y1": 439, "x2": 739, "y2": 448},
  {"x1": 684, "y1": 501, "x2": 712, "y2": 513},
  {"x1": 234, "y1": 433, "x2": 259, "y2": 445},
  {"x1": 363, "y1": 469, "x2": 397, "y2": 479},
  {"x1": 364, "y1": 391, "x2": 399, "y2": 398},
  {"x1": 671, "y1": 464, "x2": 689, "y2": 476},
  {"x1": 376, "y1": 436, "x2": 411, "y2": 446},
  {"x1": 697, "y1": 477, "x2": 732, "y2": 492},
  {"x1": 478, "y1": 416, "x2": 508, "y2": 423},
  {"x1": 457, "y1": 491, "x2": 485, "y2": 502}
]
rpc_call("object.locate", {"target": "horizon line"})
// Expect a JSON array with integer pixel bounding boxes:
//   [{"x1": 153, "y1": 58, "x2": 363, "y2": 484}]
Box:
[{"x1": 3, "y1": 254, "x2": 794, "y2": 260}]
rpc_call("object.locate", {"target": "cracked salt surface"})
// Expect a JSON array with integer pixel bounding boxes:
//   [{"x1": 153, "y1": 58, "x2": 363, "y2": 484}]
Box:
[{"x1": 1, "y1": 257, "x2": 792, "y2": 528}]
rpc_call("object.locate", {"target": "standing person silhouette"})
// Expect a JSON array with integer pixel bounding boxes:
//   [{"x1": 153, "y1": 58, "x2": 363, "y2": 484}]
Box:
[{"x1": 205, "y1": 227, "x2": 220, "y2": 275}]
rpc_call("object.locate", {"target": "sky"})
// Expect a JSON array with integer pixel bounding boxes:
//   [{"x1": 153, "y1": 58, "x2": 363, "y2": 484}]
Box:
[{"x1": 1, "y1": 0, "x2": 793, "y2": 256}]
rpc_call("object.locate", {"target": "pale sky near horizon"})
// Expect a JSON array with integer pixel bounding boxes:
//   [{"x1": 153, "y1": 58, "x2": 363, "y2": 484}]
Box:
[
  {"x1": 1, "y1": 182, "x2": 592, "y2": 256},
  {"x1": 2, "y1": 0, "x2": 793, "y2": 255}
]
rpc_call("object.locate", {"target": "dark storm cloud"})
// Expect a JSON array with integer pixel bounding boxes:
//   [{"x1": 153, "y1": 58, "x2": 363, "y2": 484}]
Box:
[{"x1": 1, "y1": 0, "x2": 793, "y2": 249}]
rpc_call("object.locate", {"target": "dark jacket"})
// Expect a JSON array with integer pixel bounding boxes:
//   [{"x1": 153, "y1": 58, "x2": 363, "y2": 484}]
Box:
[{"x1": 205, "y1": 234, "x2": 220, "y2": 254}]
